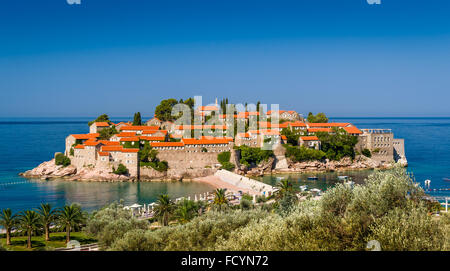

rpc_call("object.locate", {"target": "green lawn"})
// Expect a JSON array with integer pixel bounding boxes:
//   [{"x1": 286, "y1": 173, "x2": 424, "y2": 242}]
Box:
[{"x1": 0, "y1": 232, "x2": 97, "y2": 251}]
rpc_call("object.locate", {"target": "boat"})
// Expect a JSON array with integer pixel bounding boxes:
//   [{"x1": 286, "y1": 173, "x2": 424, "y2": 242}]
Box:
[
  {"x1": 443, "y1": 178, "x2": 450, "y2": 182},
  {"x1": 299, "y1": 185, "x2": 308, "y2": 192},
  {"x1": 307, "y1": 176, "x2": 318, "y2": 181},
  {"x1": 276, "y1": 177, "x2": 286, "y2": 181},
  {"x1": 338, "y1": 176, "x2": 349, "y2": 181}
]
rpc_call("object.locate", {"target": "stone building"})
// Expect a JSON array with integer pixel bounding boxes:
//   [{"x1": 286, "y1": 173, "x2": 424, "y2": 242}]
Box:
[
  {"x1": 89, "y1": 122, "x2": 110, "y2": 134},
  {"x1": 299, "y1": 136, "x2": 321, "y2": 150}
]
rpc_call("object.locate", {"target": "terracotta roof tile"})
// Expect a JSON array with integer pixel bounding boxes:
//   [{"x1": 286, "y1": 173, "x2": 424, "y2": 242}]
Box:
[
  {"x1": 150, "y1": 142, "x2": 185, "y2": 147},
  {"x1": 301, "y1": 136, "x2": 319, "y2": 141}
]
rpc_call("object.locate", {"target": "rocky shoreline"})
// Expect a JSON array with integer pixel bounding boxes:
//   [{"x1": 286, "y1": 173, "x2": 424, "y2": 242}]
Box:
[{"x1": 20, "y1": 155, "x2": 406, "y2": 182}]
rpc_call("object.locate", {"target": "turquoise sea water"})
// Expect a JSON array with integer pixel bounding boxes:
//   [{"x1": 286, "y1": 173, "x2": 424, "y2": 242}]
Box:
[{"x1": 0, "y1": 117, "x2": 448, "y2": 212}]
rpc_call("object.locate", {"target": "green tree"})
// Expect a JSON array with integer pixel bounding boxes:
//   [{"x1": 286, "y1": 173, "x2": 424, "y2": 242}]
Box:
[
  {"x1": 0, "y1": 208, "x2": 17, "y2": 246},
  {"x1": 213, "y1": 189, "x2": 228, "y2": 210},
  {"x1": 175, "y1": 199, "x2": 199, "y2": 224},
  {"x1": 362, "y1": 148, "x2": 372, "y2": 158},
  {"x1": 99, "y1": 126, "x2": 119, "y2": 140},
  {"x1": 316, "y1": 128, "x2": 358, "y2": 161},
  {"x1": 307, "y1": 112, "x2": 328, "y2": 123},
  {"x1": 55, "y1": 153, "x2": 71, "y2": 167},
  {"x1": 281, "y1": 128, "x2": 301, "y2": 145},
  {"x1": 113, "y1": 164, "x2": 129, "y2": 175},
  {"x1": 154, "y1": 194, "x2": 175, "y2": 226},
  {"x1": 36, "y1": 203, "x2": 57, "y2": 241},
  {"x1": 133, "y1": 112, "x2": 142, "y2": 126},
  {"x1": 58, "y1": 204, "x2": 84, "y2": 243},
  {"x1": 88, "y1": 114, "x2": 110, "y2": 126},
  {"x1": 18, "y1": 210, "x2": 41, "y2": 249},
  {"x1": 154, "y1": 99, "x2": 180, "y2": 121}
]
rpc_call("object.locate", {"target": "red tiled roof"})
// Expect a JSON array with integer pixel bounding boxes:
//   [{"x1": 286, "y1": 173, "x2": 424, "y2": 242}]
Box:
[
  {"x1": 281, "y1": 135, "x2": 287, "y2": 140},
  {"x1": 198, "y1": 105, "x2": 219, "y2": 111},
  {"x1": 308, "y1": 128, "x2": 332, "y2": 133},
  {"x1": 119, "y1": 137, "x2": 140, "y2": 142},
  {"x1": 289, "y1": 122, "x2": 307, "y2": 127},
  {"x1": 120, "y1": 126, "x2": 159, "y2": 131},
  {"x1": 98, "y1": 140, "x2": 120, "y2": 146},
  {"x1": 307, "y1": 123, "x2": 351, "y2": 128},
  {"x1": 260, "y1": 130, "x2": 280, "y2": 136},
  {"x1": 101, "y1": 145, "x2": 139, "y2": 153},
  {"x1": 237, "y1": 133, "x2": 251, "y2": 138},
  {"x1": 70, "y1": 133, "x2": 99, "y2": 140},
  {"x1": 142, "y1": 130, "x2": 167, "y2": 135},
  {"x1": 84, "y1": 140, "x2": 102, "y2": 146},
  {"x1": 98, "y1": 151, "x2": 110, "y2": 156},
  {"x1": 301, "y1": 136, "x2": 319, "y2": 141},
  {"x1": 176, "y1": 125, "x2": 227, "y2": 130},
  {"x1": 150, "y1": 142, "x2": 185, "y2": 147},
  {"x1": 182, "y1": 138, "x2": 231, "y2": 145},
  {"x1": 116, "y1": 132, "x2": 136, "y2": 137},
  {"x1": 94, "y1": 122, "x2": 110, "y2": 127},
  {"x1": 139, "y1": 136, "x2": 165, "y2": 141},
  {"x1": 343, "y1": 126, "x2": 363, "y2": 134},
  {"x1": 74, "y1": 144, "x2": 85, "y2": 149},
  {"x1": 121, "y1": 148, "x2": 139, "y2": 153}
]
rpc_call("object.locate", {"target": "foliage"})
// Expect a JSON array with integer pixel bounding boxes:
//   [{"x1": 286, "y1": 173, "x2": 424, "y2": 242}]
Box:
[
  {"x1": 109, "y1": 210, "x2": 268, "y2": 251},
  {"x1": 237, "y1": 146, "x2": 273, "y2": 167},
  {"x1": 132, "y1": 112, "x2": 142, "y2": 126},
  {"x1": 217, "y1": 151, "x2": 234, "y2": 170},
  {"x1": 307, "y1": 112, "x2": 328, "y2": 123},
  {"x1": 362, "y1": 148, "x2": 372, "y2": 158},
  {"x1": 113, "y1": 164, "x2": 129, "y2": 175},
  {"x1": 174, "y1": 199, "x2": 203, "y2": 224},
  {"x1": 154, "y1": 194, "x2": 175, "y2": 226},
  {"x1": 36, "y1": 203, "x2": 57, "y2": 241},
  {"x1": 55, "y1": 153, "x2": 71, "y2": 167},
  {"x1": 57, "y1": 204, "x2": 85, "y2": 243},
  {"x1": 0, "y1": 208, "x2": 17, "y2": 246},
  {"x1": 281, "y1": 128, "x2": 301, "y2": 146},
  {"x1": 155, "y1": 98, "x2": 195, "y2": 122},
  {"x1": 84, "y1": 202, "x2": 147, "y2": 248},
  {"x1": 88, "y1": 114, "x2": 110, "y2": 126},
  {"x1": 316, "y1": 129, "x2": 358, "y2": 161},
  {"x1": 213, "y1": 188, "x2": 228, "y2": 210},
  {"x1": 217, "y1": 151, "x2": 231, "y2": 164},
  {"x1": 284, "y1": 145, "x2": 326, "y2": 162},
  {"x1": 18, "y1": 210, "x2": 41, "y2": 248},
  {"x1": 139, "y1": 143, "x2": 168, "y2": 172},
  {"x1": 99, "y1": 126, "x2": 118, "y2": 140}
]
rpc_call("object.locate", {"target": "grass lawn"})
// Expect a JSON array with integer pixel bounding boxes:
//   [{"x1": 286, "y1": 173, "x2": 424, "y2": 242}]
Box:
[{"x1": 0, "y1": 232, "x2": 97, "y2": 251}]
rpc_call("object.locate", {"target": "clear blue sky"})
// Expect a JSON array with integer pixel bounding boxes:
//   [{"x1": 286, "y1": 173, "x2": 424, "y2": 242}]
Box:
[{"x1": 1, "y1": 0, "x2": 449, "y2": 118}]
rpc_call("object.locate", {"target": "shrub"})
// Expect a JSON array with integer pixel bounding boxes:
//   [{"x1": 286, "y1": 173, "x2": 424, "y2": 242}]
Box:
[
  {"x1": 113, "y1": 164, "x2": 129, "y2": 175},
  {"x1": 55, "y1": 153, "x2": 71, "y2": 167},
  {"x1": 84, "y1": 202, "x2": 147, "y2": 248},
  {"x1": 362, "y1": 148, "x2": 372, "y2": 158},
  {"x1": 220, "y1": 162, "x2": 235, "y2": 171},
  {"x1": 316, "y1": 129, "x2": 358, "y2": 161},
  {"x1": 217, "y1": 151, "x2": 231, "y2": 164},
  {"x1": 237, "y1": 146, "x2": 273, "y2": 167},
  {"x1": 285, "y1": 145, "x2": 326, "y2": 162}
]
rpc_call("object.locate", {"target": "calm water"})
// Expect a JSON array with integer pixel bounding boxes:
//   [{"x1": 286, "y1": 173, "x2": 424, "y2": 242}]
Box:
[{"x1": 0, "y1": 117, "x2": 449, "y2": 212}]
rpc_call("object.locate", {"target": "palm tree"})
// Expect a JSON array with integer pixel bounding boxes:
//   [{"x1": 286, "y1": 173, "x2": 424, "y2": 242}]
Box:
[
  {"x1": 175, "y1": 199, "x2": 197, "y2": 224},
  {"x1": 275, "y1": 178, "x2": 294, "y2": 199},
  {"x1": 36, "y1": 203, "x2": 57, "y2": 241},
  {"x1": 0, "y1": 208, "x2": 17, "y2": 246},
  {"x1": 18, "y1": 210, "x2": 41, "y2": 249},
  {"x1": 213, "y1": 188, "x2": 228, "y2": 210},
  {"x1": 154, "y1": 194, "x2": 175, "y2": 226},
  {"x1": 57, "y1": 204, "x2": 83, "y2": 243}
]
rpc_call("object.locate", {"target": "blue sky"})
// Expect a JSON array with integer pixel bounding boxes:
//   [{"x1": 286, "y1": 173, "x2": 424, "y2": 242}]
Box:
[{"x1": 1, "y1": 0, "x2": 450, "y2": 118}]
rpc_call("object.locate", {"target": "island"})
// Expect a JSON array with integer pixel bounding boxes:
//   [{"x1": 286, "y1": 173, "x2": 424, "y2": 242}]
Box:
[{"x1": 21, "y1": 98, "x2": 408, "y2": 182}]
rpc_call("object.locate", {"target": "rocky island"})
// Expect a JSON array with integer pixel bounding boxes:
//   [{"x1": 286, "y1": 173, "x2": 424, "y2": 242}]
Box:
[{"x1": 20, "y1": 98, "x2": 408, "y2": 182}]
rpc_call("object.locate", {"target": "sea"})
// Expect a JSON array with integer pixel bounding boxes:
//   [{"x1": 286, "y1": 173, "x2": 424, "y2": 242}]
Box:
[{"x1": 0, "y1": 117, "x2": 448, "y2": 212}]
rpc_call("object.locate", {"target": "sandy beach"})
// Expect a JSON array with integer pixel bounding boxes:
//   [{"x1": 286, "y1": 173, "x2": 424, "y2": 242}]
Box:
[{"x1": 193, "y1": 175, "x2": 262, "y2": 196}]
